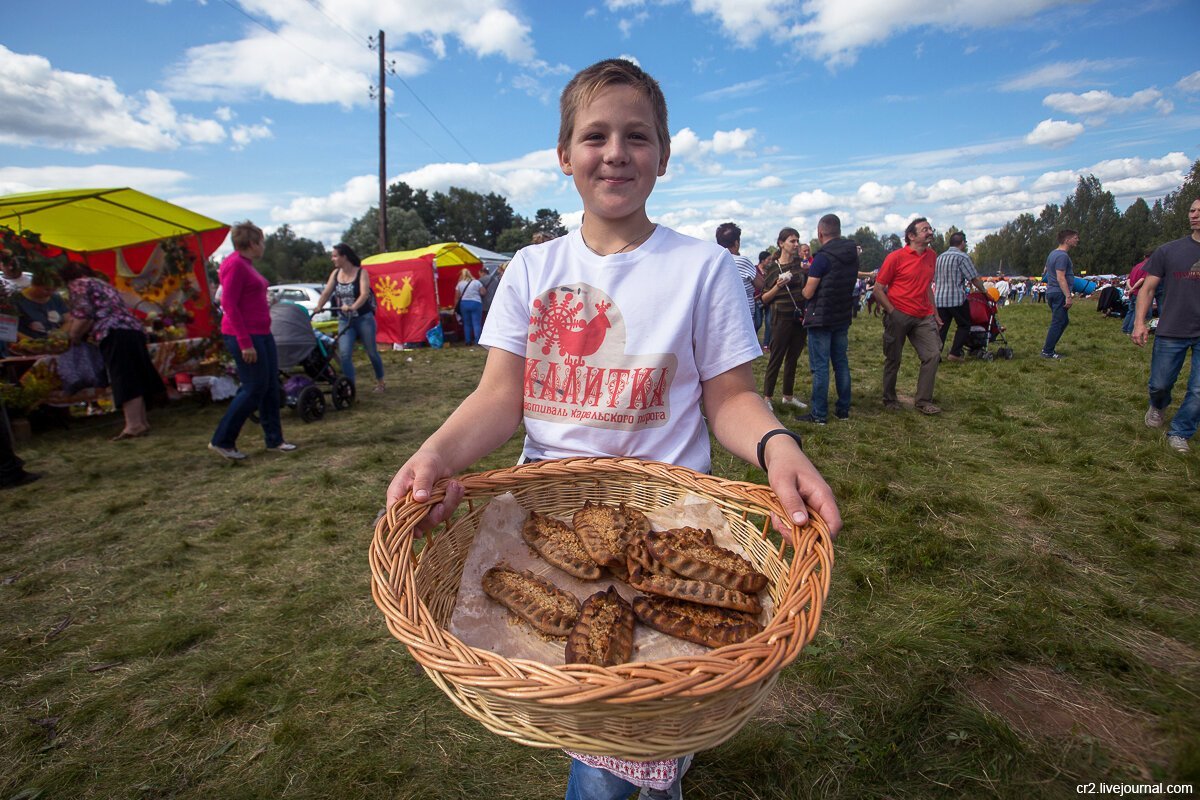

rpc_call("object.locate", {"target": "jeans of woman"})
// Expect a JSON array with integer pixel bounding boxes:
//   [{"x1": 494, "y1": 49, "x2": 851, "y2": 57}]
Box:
[
  {"x1": 1149, "y1": 335, "x2": 1200, "y2": 440},
  {"x1": 337, "y1": 312, "x2": 385, "y2": 386},
  {"x1": 212, "y1": 334, "x2": 283, "y2": 449},
  {"x1": 807, "y1": 326, "x2": 851, "y2": 421},
  {"x1": 460, "y1": 300, "x2": 483, "y2": 345},
  {"x1": 1041, "y1": 292, "x2": 1070, "y2": 355},
  {"x1": 564, "y1": 756, "x2": 693, "y2": 800}
]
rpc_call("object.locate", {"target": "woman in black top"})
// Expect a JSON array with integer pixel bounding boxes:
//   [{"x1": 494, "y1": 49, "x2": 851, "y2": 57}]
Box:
[{"x1": 761, "y1": 227, "x2": 808, "y2": 410}]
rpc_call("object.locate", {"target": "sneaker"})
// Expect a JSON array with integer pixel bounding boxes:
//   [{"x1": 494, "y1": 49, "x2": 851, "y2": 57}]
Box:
[
  {"x1": 1167, "y1": 435, "x2": 1190, "y2": 453},
  {"x1": 1144, "y1": 406, "x2": 1164, "y2": 428},
  {"x1": 1040, "y1": 352, "x2": 1063, "y2": 359},
  {"x1": 208, "y1": 443, "x2": 247, "y2": 460},
  {"x1": 834, "y1": 410, "x2": 850, "y2": 420},
  {"x1": 781, "y1": 396, "x2": 808, "y2": 409},
  {"x1": 267, "y1": 442, "x2": 298, "y2": 452},
  {"x1": 796, "y1": 413, "x2": 826, "y2": 425},
  {"x1": 916, "y1": 403, "x2": 942, "y2": 415},
  {"x1": 763, "y1": 396, "x2": 774, "y2": 410}
]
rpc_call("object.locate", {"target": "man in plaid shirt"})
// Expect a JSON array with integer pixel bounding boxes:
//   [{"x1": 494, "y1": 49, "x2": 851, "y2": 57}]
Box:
[{"x1": 934, "y1": 232, "x2": 988, "y2": 361}]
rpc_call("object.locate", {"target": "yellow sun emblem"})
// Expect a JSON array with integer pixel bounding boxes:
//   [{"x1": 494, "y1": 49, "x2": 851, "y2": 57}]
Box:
[{"x1": 376, "y1": 275, "x2": 414, "y2": 314}]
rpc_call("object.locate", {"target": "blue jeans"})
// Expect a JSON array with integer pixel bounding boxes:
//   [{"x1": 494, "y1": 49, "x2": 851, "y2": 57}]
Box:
[
  {"x1": 1042, "y1": 292, "x2": 1070, "y2": 354},
  {"x1": 807, "y1": 325, "x2": 851, "y2": 421},
  {"x1": 212, "y1": 334, "x2": 283, "y2": 449},
  {"x1": 1149, "y1": 335, "x2": 1200, "y2": 440},
  {"x1": 1122, "y1": 300, "x2": 1149, "y2": 335},
  {"x1": 460, "y1": 300, "x2": 483, "y2": 344},
  {"x1": 337, "y1": 313, "x2": 385, "y2": 386},
  {"x1": 752, "y1": 301, "x2": 764, "y2": 336},
  {"x1": 565, "y1": 756, "x2": 692, "y2": 800}
]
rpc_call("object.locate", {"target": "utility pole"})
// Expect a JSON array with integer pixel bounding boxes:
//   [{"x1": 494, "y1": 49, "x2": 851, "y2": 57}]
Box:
[{"x1": 369, "y1": 30, "x2": 388, "y2": 251}]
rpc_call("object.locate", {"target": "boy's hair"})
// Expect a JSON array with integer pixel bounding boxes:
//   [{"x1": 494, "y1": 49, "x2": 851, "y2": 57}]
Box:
[
  {"x1": 1057, "y1": 228, "x2": 1078, "y2": 245},
  {"x1": 231, "y1": 221, "x2": 264, "y2": 251},
  {"x1": 715, "y1": 222, "x2": 741, "y2": 249},
  {"x1": 558, "y1": 59, "x2": 670, "y2": 156},
  {"x1": 904, "y1": 217, "x2": 929, "y2": 244}
]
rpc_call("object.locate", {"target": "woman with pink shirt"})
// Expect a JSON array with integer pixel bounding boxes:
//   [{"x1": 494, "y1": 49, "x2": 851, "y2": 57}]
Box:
[{"x1": 209, "y1": 221, "x2": 296, "y2": 460}]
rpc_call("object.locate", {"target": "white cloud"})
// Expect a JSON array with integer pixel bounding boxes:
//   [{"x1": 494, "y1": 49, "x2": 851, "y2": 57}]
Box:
[
  {"x1": 855, "y1": 181, "x2": 896, "y2": 207},
  {"x1": 231, "y1": 122, "x2": 273, "y2": 149},
  {"x1": 1155, "y1": 99, "x2": 1174, "y2": 115},
  {"x1": 0, "y1": 164, "x2": 192, "y2": 196},
  {"x1": 0, "y1": 45, "x2": 243, "y2": 153},
  {"x1": 789, "y1": 189, "x2": 837, "y2": 213},
  {"x1": 669, "y1": 127, "x2": 756, "y2": 167},
  {"x1": 165, "y1": 1, "x2": 537, "y2": 107},
  {"x1": 755, "y1": 176, "x2": 784, "y2": 189},
  {"x1": 1177, "y1": 71, "x2": 1200, "y2": 94},
  {"x1": 703, "y1": 0, "x2": 1075, "y2": 66},
  {"x1": 1025, "y1": 119, "x2": 1083, "y2": 149},
  {"x1": 1031, "y1": 152, "x2": 1191, "y2": 193},
  {"x1": 169, "y1": 193, "x2": 274, "y2": 222},
  {"x1": 1042, "y1": 88, "x2": 1163, "y2": 118},
  {"x1": 909, "y1": 175, "x2": 1023, "y2": 203},
  {"x1": 1000, "y1": 59, "x2": 1129, "y2": 92}
]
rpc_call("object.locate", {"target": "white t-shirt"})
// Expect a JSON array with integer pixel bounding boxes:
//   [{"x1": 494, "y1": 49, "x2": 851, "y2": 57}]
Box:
[{"x1": 480, "y1": 226, "x2": 761, "y2": 472}]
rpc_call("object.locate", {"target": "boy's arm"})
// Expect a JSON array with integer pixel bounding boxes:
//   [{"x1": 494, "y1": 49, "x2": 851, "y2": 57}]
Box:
[
  {"x1": 386, "y1": 348, "x2": 526, "y2": 514},
  {"x1": 701, "y1": 363, "x2": 842, "y2": 540}
]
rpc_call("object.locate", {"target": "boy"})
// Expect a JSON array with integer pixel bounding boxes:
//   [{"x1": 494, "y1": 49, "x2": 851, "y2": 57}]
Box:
[{"x1": 387, "y1": 58, "x2": 841, "y2": 800}]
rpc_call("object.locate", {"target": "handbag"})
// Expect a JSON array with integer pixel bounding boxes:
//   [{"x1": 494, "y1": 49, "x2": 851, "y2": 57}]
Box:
[{"x1": 57, "y1": 342, "x2": 109, "y2": 394}]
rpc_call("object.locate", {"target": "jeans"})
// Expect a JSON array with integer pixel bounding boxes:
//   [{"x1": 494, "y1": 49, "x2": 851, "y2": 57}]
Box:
[
  {"x1": 564, "y1": 756, "x2": 693, "y2": 800},
  {"x1": 212, "y1": 334, "x2": 283, "y2": 449},
  {"x1": 1149, "y1": 335, "x2": 1200, "y2": 440},
  {"x1": 808, "y1": 326, "x2": 850, "y2": 421},
  {"x1": 337, "y1": 313, "x2": 385, "y2": 386},
  {"x1": 460, "y1": 300, "x2": 483, "y2": 344},
  {"x1": 761, "y1": 305, "x2": 772, "y2": 348},
  {"x1": 1122, "y1": 300, "x2": 1149, "y2": 335},
  {"x1": 937, "y1": 302, "x2": 972, "y2": 356},
  {"x1": 752, "y1": 301, "x2": 765, "y2": 337},
  {"x1": 882, "y1": 311, "x2": 941, "y2": 406},
  {"x1": 1042, "y1": 292, "x2": 1070, "y2": 355}
]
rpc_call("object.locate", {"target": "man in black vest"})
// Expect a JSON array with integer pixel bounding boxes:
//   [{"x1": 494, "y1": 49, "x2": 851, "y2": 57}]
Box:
[{"x1": 797, "y1": 214, "x2": 860, "y2": 424}]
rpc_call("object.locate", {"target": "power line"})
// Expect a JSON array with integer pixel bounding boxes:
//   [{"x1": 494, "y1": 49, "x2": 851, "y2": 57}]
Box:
[
  {"x1": 217, "y1": 0, "x2": 346, "y2": 77},
  {"x1": 390, "y1": 70, "x2": 479, "y2": 163},
  {"x1": 394, "y1": 115, "x2": 451, "y2": 162},
  {"x1": 302, "y1": 0, "x2": 370, "y2": 48}
]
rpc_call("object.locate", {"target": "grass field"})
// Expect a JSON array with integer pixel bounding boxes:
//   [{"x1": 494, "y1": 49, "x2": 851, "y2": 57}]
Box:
[{"x1": 2, "y1": 299, "x2": 1197, "y2": 799}]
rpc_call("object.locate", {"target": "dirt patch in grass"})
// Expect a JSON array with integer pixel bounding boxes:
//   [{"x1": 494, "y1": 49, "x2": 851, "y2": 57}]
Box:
[
  {"x1": 754, "y1": 678, "x2": 841, "y2": 724},
  {"x1": 1120, "y1": 630, "x2": 1200, "y2": 676},
  {"x1": 967, "y1": 664, "x2": 1166, "y2": 774}
]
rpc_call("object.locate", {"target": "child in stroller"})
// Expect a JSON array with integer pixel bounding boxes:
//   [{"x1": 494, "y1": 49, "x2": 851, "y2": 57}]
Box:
[
  {"x1": 965, "y1": 292, "x2": 1013, "y2": 361},
  {"x1": 270, "y1": 301, "x2": 355, "y2": 422}
]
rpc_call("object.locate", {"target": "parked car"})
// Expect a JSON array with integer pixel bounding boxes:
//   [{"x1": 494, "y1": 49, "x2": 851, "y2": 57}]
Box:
[{"x1": 267, "y1": 284, "x2": 332, "y2": 322}]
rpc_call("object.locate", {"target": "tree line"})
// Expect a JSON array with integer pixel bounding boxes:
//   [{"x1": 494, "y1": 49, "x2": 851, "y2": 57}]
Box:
[
  {"x1": 250, "y1": 181, "x2": 568, "y2": 285},
  {"x1": 970, "y1": 158, "x2": 1200, "y2": 276}
]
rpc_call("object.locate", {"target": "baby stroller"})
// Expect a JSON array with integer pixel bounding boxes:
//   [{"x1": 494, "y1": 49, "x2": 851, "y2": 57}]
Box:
[
  {"x1": 965, "y1": 292, "x2": 1013, "y2": 361},
  {"x1": 270, "y1": 301, "x2": 356, "y2": 422}
]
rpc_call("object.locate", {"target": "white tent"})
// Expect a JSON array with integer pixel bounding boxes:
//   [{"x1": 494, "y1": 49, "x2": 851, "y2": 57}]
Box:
[{"x1": 460, "y1": 243, "x2": 511, "y2": 272}]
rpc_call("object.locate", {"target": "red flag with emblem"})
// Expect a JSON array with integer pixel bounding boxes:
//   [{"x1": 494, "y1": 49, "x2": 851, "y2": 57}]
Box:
[{"x1": 366, "y1": 254, "x2": 439, "y2": 345}]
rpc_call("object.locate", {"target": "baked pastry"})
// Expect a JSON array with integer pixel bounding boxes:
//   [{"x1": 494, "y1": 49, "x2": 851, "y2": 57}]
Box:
[
  {"x1": 564, "y1": 586, "x2": 636, "y2": 667},
  {"x1": 521, "y1": 511, "x2": 602, "y2": 580},
  {"x1": 632, "y1": 595, "x2": 762, "y2": 648},
  {"x1": 572, "y1": 501, "x2": 644, "y2": 569},
  {"x1": 627, "y1": 563, "x2": 762, "y2": 614},
  {"x1": 626, "y1": 531, "x2": 678, "y2": 578},
  {"x1": 481, "y1": 566, "x2": 581, "y2": 637},
  {"x1": 646, "y1": 529, "x2": 768, "y2": 594}
]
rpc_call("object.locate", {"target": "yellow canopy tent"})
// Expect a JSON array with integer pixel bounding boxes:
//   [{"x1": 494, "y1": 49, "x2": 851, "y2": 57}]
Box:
[{"x1": 0, "y1": 188, "x2": 228, "y2": 335}]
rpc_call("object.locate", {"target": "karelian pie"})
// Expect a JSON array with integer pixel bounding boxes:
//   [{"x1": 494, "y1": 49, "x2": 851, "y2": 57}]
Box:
[
  {"x1": 627, "y1": 563, "x2": 763, "y2": 614},
  {"x1": 564, "y1": 586, "x2": 636, "y2": 667},
  {"x1": 521, "y1": 511, "x2": 602, "y2": 580},
  {"x1": 646, "y1": 529, "x2": 769, "y2": 594},
  {"x1": 481, "y1": 566, "x2": 581, "y2": 637},
  {"x1": 632, "y1": 595, "x2": 762, "y2": 648},
  {"x1": 572, "y1": 501, "x2": 648, "y2": 569}
]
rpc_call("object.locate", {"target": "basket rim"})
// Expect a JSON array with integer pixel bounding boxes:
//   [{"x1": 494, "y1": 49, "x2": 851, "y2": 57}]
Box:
[{"x1": 370, "y1": 456, "x2": 833, "y2": 696}]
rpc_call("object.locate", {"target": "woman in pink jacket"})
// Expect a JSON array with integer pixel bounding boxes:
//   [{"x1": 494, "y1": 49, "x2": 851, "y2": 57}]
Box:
[{"x1": 209, "y1": 221, "x2": 296, "y2": 460}]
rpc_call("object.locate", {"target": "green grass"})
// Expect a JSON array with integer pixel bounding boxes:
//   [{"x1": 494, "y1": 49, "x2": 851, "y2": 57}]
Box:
[{"x1": 2, "y1": 302, "x2": 1197, "y2": 799}]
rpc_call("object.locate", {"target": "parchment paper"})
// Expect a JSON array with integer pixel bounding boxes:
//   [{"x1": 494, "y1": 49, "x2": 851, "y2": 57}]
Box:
[{"x1": 449, "y1": 493, "x2": 774, "y2": 664}]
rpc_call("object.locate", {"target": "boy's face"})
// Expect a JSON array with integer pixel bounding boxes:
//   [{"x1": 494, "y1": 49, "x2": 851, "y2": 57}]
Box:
[{"x1": 558, "y1": 84, "x2": 668, "y2": 226}]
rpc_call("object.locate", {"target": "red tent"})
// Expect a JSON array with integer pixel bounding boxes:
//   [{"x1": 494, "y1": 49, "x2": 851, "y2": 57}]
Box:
[{"x1": 362, "y1": 243, "x2": 483, "y2": 344}]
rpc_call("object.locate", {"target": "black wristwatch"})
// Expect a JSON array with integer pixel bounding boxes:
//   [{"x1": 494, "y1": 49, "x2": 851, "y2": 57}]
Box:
[{"x1": 756, "y1": 428, "x2": 803, "y2": 473}]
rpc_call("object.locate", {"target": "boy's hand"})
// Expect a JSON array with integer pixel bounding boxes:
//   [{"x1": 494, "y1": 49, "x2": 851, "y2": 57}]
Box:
[
  {"x1": 763, "y1": 443, "x2": 842, "y2": 544},
  {"x1": 386, "y1": 449, "x2": 465, "y2": 536}
]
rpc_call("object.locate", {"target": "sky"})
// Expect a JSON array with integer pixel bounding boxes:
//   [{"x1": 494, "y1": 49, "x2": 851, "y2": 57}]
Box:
[{"x1": 2, "y1": 0, "x2": 1198, "y2": 258}]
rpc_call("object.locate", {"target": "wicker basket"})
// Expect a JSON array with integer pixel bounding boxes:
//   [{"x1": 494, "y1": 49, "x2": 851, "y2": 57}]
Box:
[{"x1": 369, "y1": 457, "x2": 833, "y2": 761}]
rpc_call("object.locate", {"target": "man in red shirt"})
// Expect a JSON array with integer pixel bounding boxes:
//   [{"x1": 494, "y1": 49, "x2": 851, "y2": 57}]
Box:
[{"x1": 872, "y1": 217, "x2": 943, "y2": 414}]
